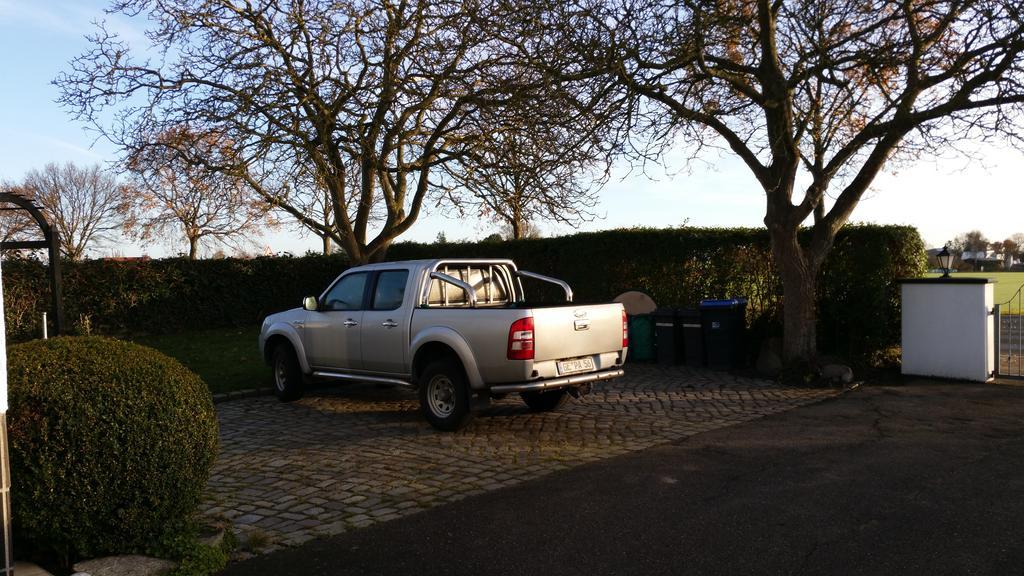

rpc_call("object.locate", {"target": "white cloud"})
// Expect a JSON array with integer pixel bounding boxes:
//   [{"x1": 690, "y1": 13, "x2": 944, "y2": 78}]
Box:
[{"x1": 39, "y1": 135, "x2": 105, "y2": 161}]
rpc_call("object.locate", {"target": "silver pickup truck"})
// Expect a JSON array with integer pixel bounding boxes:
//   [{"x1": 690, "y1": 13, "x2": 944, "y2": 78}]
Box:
[{"x1": 259, "y1": 259, "x2": 627, "y2": 430}]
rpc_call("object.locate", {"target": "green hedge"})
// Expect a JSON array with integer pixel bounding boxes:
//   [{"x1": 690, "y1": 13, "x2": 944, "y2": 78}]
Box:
[
  {"x1": 817, "y1": 226, "x2": 927, "y2": 358},
  {"x1": 7, "y1": 337, "x2": 219, "y2": 564},
  {"x1": 1, "y1": 225, "x2": 926, "y2": 358},
  {"x1": 1, "y1": 254, "x2": 347, "y2": 339},
  {"x1": 393, "y1": 225, "x2": 927, "y2": 358}
]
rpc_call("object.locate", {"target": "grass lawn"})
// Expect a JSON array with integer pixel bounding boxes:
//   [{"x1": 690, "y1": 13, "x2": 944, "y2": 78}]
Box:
[
  {"x1": 130, "y1": 326, "x2": 268, "y2": 394},
  {"x1": 925, "y1": 271, "x2": 1024, "y2": 307}
]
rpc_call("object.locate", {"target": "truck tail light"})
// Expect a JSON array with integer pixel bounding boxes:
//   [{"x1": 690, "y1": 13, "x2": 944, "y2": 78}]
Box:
[
  {"x1": 508, "y1": 317, "x2": 535, "y2": 360},
  {"x1": 622, "y1": 309, "x2": 629, "y2": 348}
]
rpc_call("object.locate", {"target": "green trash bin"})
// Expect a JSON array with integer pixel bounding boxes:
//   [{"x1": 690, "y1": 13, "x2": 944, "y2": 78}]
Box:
[{"x1": 627, "y1": 314, "x2": 655, "y2": 362}]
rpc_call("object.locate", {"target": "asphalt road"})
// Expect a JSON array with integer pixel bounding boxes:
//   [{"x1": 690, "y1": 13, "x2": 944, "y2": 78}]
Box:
[{"x1": 221, "y1": 380, "x2": 1024, "y2": 576}]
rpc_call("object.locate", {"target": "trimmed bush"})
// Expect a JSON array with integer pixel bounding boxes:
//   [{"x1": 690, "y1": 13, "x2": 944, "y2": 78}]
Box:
[{"x1": 6, "y1": 336, "x2": 219, "y2": 564}]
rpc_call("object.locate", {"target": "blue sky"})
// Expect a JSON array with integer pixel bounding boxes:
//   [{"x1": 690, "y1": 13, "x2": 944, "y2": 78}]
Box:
[{"x1": 2, "y1": 0, "x2": 1022, "y2": 258}]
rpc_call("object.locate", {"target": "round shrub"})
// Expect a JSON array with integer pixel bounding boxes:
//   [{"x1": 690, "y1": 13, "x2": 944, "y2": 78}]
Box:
[{"x1": 6, "y1": 336, "x2": 219, "y2": 562}]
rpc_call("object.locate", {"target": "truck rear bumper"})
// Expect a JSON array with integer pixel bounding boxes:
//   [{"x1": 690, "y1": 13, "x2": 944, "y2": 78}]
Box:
[{"x1": 488, "y1": 367, "x2": 625, "y2": 394}]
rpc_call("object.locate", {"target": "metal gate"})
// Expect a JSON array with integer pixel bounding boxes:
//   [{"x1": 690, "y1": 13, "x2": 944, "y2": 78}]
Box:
[{"x1": 995, "y1": 283, "x2": 1024, "y2": 379}]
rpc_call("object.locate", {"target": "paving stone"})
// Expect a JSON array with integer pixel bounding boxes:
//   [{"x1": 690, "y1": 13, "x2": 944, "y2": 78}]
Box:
[
  {"x1": 204, "y1": 365, "x2": 835, "y2": 558},
  {"x1": 73, "y1": 555, "x2": 176, "y2": 576}
]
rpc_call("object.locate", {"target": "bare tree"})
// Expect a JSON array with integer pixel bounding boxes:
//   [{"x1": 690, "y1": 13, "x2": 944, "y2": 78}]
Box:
[
  {"x1": 445, "y1": 129, "x2": 599, "y2": 239},
  {"x1": 533, "y1": 0, "x2": 1024, "y2": 361},
  {"x1": 995, "y1": 237, "x2": 1017, "y2": 268},
  {"x1": 287, "y1": 180, "x2": 337, "y2": 255},
  {"x1": 127, "y1": 127, "x2": 273, "y2": 260},
  {"x1": 277, "y1": 161, "x2": 379, "y2": 255},
  {"x1": 57, "y1": 0, "x2": 552, "y2": 264},
  {"x1": 21, "y1": 162, "x2": 132, "y2": 260},
  {"x1": 951, "y1": 230, "x2": 990, "y2": 256},
  {"x1": 1010, "y1": 233, "x2": 1024, "y2": 262},
  {"x1": 499, "y1": 218, "x2": 542, "y2": 240},
  {"x1": 442, "y1": 93, "x2": 610, "y2": 239}
]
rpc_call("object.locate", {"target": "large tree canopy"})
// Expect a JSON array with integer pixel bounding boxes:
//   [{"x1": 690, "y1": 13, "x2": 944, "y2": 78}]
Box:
[
  {"x1": 58, "y1": 0, "x2": 1024, "y2": 360},
  {"x1": 532, "y1": 0, "x2": 1024, "y2": 361},
  {"x1": 58, "y1": 0, "x2": 555, "y2": 263}
]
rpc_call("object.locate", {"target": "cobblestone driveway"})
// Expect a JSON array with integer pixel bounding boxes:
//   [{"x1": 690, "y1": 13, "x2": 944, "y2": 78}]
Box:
[{"x1": 201, "y1": 365, "x2": 836, "y2": 553}]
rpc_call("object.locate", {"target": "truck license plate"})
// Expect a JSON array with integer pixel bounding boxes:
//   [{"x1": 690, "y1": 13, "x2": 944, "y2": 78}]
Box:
[{"x1": 558, "y1": 357, "x2": 595, "y2": 375}]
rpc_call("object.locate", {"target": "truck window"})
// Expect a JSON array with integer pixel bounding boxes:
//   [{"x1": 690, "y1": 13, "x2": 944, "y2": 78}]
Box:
[
  {"x1": 322, "y1": 272, "x2": 368, "y2": 311},
  {"x1": 371, "y1": 270, "x2": 409, "y2": 310},
  {"x1": 426, "y1": 265, "x2": 512, "y2": 307}
]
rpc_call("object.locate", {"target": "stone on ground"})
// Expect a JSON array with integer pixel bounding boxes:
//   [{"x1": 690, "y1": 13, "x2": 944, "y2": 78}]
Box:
[
  {"x1": 14, "y1": 562, "x2": 54, "y2": 576},
  {"x1": 72, "y1": 555, "x2": 176, "y2": 576},
  {"x1": 821, "y1": 363, "x2": 854, "y2": 384}
]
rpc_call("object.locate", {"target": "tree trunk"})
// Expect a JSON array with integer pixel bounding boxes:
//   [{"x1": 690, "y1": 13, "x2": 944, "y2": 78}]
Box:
[
  {"x1": 322, "y1": 235, "x2": 332, "y2": 255},
  {"x1": 188, "y1": 236, "x2": 198, "y2": 260},
  {"x1": 367, "y1": 241, "x2": 391, "y2": 263},
  {"x1": 769, "y1": 227, "x2": 821, "y2": 363}
]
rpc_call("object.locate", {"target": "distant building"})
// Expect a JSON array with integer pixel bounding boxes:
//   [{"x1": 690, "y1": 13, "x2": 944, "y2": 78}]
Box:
[{"x1": 960, "y1": 249, "x2": 991, "y2": 261}]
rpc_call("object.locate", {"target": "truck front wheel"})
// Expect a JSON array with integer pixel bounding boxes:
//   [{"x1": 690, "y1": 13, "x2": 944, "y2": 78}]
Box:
[
  {"x1": 419, "y1": 360, "x2": 472, "y2": 431},
  {"x1": 272, "y1": 344, "x2": 305, "y2": 402},
  {"x1": 520, "y1": 389, "x2": 569, "y2": 412}
]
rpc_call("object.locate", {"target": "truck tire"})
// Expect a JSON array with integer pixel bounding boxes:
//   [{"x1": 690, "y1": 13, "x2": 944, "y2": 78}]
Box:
[
  {"x1": 419, "y1": 359, "x2": 472, "y2": 431},
  {"x1": 520, "y1": 389, "x2": 569, "y2": 412},
  {"x1": 272, "y1": 343, "x2": 305, "y2": 402}
]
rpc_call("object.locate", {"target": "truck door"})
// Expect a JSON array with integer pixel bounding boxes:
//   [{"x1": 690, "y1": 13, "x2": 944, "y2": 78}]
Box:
[
  {"x1": 303, "y1": 271, "x2": 367, "y2": 369},
  {"x1": 361, "y1": 269, "x2": 410, "y2": 374}
]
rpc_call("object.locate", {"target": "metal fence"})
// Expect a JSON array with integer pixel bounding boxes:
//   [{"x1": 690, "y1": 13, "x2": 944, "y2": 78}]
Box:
[{"x1": 996, "y1": 283, "x2": 1024, "y2": 379}]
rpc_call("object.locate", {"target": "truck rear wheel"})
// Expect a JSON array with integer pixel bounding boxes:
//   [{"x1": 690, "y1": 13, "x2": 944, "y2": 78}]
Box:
[
  {"x1": 520, "y1": 389, "x2": 569, "y2": 412},
  {"x1": 272, "y1": 344, "x2": 305, "y2": 402},
  {"x1": 419, "y1": 359, "x2": 472, "y2": 431}
]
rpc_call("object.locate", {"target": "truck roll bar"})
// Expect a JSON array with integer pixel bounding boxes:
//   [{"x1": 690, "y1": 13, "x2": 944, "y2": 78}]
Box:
[
  {"x1": 430, "y1": 272, "x2": 478, "y2": 308},
  {"x1": 517, "y1": 270, "x2": 574, "y2": 303}
]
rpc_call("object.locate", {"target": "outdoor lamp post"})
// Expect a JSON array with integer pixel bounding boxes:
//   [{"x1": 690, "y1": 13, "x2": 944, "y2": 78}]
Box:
[{"x1": 937, "y1": 245, "x2": 953, "y2": 278}]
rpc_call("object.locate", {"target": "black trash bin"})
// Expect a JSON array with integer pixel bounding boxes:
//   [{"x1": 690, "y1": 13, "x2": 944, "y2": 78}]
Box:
[
  {"x1": 699, "y1": 298, "x2": 748, "y2": 369},
  {"x1": 677, "y1": 308, "x2": 704, "y2": 366},
  {"x1": 653, "y1": 308, "x2": 681, "y2": 365}
]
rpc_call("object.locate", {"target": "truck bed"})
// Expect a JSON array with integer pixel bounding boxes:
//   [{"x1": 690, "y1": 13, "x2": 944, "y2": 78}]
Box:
[{"x1": 410, "y1": 303, "x2": 624, "y2": 385}]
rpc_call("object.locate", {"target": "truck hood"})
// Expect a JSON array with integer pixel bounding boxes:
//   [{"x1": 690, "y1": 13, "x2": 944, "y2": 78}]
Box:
[{"x1": 262, "y1": 307, "x2": 304, "y2": 330}]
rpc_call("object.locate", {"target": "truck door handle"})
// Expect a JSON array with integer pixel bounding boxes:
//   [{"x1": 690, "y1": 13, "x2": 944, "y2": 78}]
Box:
[
  {"x1": 343, "y1": 319, "x2": 359, "y2": 327},
  {"x1": 381, "y1": 320, "x2": 398, "y2": 328}
]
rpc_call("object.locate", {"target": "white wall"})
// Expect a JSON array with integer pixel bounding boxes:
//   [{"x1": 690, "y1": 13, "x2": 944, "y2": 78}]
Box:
[{"x1": 901, "y1": 282, "x2": 994, "y2": 382}]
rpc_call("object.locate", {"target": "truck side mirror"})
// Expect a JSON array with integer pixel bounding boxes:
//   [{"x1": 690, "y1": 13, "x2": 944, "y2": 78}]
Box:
[{"x1": 302, "y1": 296, "x2": 318, "y2": 311}]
